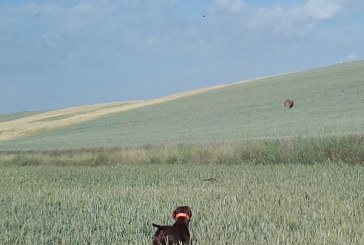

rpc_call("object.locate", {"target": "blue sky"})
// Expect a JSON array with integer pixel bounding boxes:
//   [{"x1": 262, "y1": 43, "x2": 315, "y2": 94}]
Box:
[{"x1": 1, "y1": 0, "x2": 363, "y2": 114}]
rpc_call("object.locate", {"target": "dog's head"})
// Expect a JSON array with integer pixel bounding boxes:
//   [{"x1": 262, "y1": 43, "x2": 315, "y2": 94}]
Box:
[{"x1": 172, "y1": 206, "x2": 192, "y2": 223}]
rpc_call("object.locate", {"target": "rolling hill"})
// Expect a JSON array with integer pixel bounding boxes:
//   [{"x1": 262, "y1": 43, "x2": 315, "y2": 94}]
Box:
[{"x1": 0, "y1": 61, "x2": 363, "y2": 151}]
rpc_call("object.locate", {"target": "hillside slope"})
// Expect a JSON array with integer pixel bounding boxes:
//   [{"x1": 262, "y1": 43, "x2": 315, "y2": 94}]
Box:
[
  {"x1": 0, "y1": 81, "x2": 250, "y2": 142},
  {"x1": 1, "y1": 61, "x2": 363, "y2": 150}
]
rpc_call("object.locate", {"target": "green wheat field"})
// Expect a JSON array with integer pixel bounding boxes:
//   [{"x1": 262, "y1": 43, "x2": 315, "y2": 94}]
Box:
[{"x1": 0, "y1": 61, "x2": 363, "y2": 244}]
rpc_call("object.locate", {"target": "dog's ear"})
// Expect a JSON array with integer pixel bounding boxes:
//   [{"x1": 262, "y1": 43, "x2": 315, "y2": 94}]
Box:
[
  {"x1": 172, "y1": 206, "x2": 182, "y2": 219},
  {"x1": 172, "y1": 209, "x2": 177, "y2": 220},
  {"x1": 186, "y1": 206, "x2": 192, "y2": 219}
]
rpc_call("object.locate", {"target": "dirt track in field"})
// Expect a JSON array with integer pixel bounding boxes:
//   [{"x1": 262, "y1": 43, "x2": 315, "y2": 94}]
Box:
[{"x1": 0, "y1": 75, "x2": 278, "y2": 142}]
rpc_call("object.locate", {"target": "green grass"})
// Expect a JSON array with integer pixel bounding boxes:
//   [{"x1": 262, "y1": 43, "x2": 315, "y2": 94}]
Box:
[
  {"x1": 1, "y1": 135, "x2": 363, "y2": 166},
  {"x1": 1, "y1": 62, "x2": 363, "y2": 244},
  {"x1": 1, "y1": 164, "x2": 364, "y2": 244},
  {"x1": 0, "y1": 61, "x2": 363, "y2": 150}
]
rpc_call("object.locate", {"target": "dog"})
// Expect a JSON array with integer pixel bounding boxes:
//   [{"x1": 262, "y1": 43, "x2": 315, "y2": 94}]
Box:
[{"x1": 152, "y1": 206, "x2": 192, "y2": 245}]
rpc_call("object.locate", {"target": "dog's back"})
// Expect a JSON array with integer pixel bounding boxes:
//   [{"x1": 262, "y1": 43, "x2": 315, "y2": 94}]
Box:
[{"x1": 152, "y1": 223, "x2": 179, "y2": 245}]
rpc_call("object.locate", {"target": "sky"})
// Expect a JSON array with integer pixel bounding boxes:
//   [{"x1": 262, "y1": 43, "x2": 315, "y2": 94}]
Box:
[{"x1": 1, "y1": 0, "x2": 363, "y2": 114}]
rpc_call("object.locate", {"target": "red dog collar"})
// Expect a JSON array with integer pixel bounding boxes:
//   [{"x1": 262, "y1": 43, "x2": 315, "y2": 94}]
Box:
[{"x1": 175, "y1": 213, "x2": 190, "y2": 220}]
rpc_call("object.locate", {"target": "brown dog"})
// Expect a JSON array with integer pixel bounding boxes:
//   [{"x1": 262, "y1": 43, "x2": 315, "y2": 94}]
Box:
[{"x1": 152, "y1": 206, "x2": 192, "y2": 245}]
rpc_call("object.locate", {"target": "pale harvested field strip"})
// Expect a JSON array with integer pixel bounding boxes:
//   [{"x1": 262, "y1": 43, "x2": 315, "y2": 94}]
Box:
[
  {"x1": 0, "y1": 102, "x2": 141, "y2": 142},
  {"x1": 0, "y1": 76, "x2": 274, "y2": 142}
]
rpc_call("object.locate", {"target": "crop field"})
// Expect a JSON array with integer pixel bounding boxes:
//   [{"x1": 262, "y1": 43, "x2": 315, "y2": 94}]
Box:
[
  {"x1": 0, "y1": 82, "x2": 237, "y2": 143},
  {"x1": 0, "y1": 111, "x2": 45, "y2": 123},
  {"x1": 0, "y1": 62, "x2": 363, "y2": 244},
  {"x1": 0, "y1": 61, "x2": 363, "y2": 151},
  {"x1": 1, "y1": 163, "x2": 364, "y2": 244}
]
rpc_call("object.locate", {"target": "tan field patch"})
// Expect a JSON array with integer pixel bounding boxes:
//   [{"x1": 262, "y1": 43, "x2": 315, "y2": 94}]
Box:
[{"x1": 0, "y1": 76, "x2": 277, "y2": 142}]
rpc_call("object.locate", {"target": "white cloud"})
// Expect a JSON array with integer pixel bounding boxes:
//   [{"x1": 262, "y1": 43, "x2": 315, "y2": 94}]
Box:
[
  {"x1": 212, "y1": 0, "x2": 245, "y2": 13},
  {"x1": 246, "y1": 3, "x2": 312, "y2": 34},
  {"x1": 343, "y1": 54, "x2": 359, "y2": 62},
  {"x1": 243, "y1": 0, "x2": 353, "y2": 34},
  {"x1": 305, "y1": 0, "x2": 341, "y2": 19}
]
